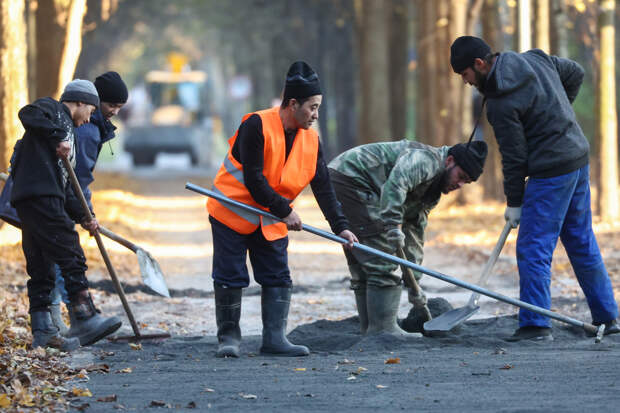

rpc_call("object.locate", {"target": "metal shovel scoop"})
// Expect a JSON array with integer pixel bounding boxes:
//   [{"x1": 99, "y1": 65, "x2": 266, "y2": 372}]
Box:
[
  {"x1": 98, "y1": 226, "x2": 170, "y2": 298},
  {"x1": 423, "y1": 221, "x2": 512, "y2": 332}
]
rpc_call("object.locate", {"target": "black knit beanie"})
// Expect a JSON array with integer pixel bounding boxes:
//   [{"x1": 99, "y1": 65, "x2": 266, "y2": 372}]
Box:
[
  {"x1": 283, "y1": 61, "x2": 322, "y2": 101},
  {"x1": 450, "y1": 36, "x2": 492, "y2": 73},
  {"x1": 94, "y1": 71, "x2": 128, "y2": 104},
  {"x1": 448, "y1": 140, "x2": 488, "y2": 181}
]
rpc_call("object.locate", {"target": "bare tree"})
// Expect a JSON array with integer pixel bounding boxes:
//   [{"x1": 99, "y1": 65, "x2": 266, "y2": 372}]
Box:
[
  {"x1": 0, "y1": 0, "x2": 28, "y2": 173},
  {"x1": 534, "y1": 0, "x2": 550, "y2": 52},
  {"x1": 549, "y1": 0, "x2": 568, "y2": 56},
  {"x1": 35, "y1": 0, "x2": 87, "y2": 99},
  {"x1": 598, "y1": 0, "x2": 618, "y2": 222},
  {"x1": 389, "y1": 0, "x2": 408, "y2": 140}
]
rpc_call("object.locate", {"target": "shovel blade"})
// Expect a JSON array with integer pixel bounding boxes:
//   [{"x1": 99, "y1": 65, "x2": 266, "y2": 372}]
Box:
[
  {"x1": 423, "y1": 304, "x2": 480, "y2": 332},
  {"x1": 137, "y1": 248, "x2": 171, "y2": 298}
]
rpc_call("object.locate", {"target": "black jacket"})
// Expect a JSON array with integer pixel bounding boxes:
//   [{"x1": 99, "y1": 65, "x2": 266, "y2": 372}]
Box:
[
  {"x1": 484, "y1": 49, "x2": 589, "y2": 206},
  {"x1": 10, "y1": 97, "x2": 85, "y2": 222}
]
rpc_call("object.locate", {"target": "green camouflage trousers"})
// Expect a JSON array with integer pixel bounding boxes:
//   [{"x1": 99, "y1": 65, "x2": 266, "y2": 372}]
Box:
[{"x1": 331, "y1": 171, "x2": 426, "y2": 290}]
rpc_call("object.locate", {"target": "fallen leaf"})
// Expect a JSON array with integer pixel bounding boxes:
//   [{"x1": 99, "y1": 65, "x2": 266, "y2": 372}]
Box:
[
  {"x1": 347, "y1": 375, "x2": 356, "y2": 381},
  {"x1": 0, "y1": 394, "x2": 10, "y2": 408},
  {"x1": 71, "y1": 402, "x2": 90, "y2": 411},
  {"x1": 129, "y1": 343, "x2": 142, "y2": 351},
  {"x1": 376, "y1": 385, "x2": 388, "y2": 389},
  {"x1": 338, "y1": 358, "x2": 355, "y2": 365},
  {"x1": 116, "y1": 367, "x2": 133, "y2": 374},
  {"x1": 239, "y1": 393, "x2": 257, "y2": 399},
  {"x1": 97, "y1": 394, "x2": 118, "y2": 402},
  {"x1": 150, "y1": 400, "x2": 166, "y2": 407},
  {"x1": 294, "y1": 368, "x2": 306, "y2": 371},
  {"x1": 204, "y1": 387, "x2": 215, "y2": 393},
  {"x1": 500, "y1": 364, "x2": 514, "y2": 370},
  {"x1": 385, "y1": 357, "x2": 401, "y2": 364},
  {"x1": 69, "y1": 387, "x2": 93, "y2": 397},
  {"x1": 187, "y1": 401, "x2": 197, "y2": 408}
]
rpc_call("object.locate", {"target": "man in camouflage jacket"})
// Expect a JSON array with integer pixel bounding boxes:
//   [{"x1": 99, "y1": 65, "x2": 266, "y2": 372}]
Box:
[{"x1": 328, "y1": 139, "x2": 487, "y2": 336}]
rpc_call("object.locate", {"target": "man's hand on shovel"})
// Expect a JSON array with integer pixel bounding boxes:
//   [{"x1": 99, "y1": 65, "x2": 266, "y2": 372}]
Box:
[{"x1": 81, "y1": 216, "x2": 99, "y2": 236}]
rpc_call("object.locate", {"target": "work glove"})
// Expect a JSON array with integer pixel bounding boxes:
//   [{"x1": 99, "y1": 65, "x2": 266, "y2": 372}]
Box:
[
  {"x1": 386, "y1": 227, "x2": 406, "y2": 251},
  {"x1": 504, "y1": 206, "x2": 522, "y2": 228}
]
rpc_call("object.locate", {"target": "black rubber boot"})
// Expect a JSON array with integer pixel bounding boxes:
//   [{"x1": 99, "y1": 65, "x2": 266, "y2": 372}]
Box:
[
  {"x1": 31, "y1": 311, "x2": 80, "y2": 351},
  {"x1": 50, "y1": 303, "x2": 69, "y2": 336},
  {"x1": 354, "y1": 289, "x2": 368, "y2": 335},
  {"x1": 259, "y1": 287, "x2": 309, "y2": 357},
  {"x1": 214, "y1": 285, "x2": 242, "y2": 358},
  {"x1": 67, "y1": 290, "x2": 122, "y2": 347},
  {"x1": 504, "y1": 326, "x2": 553, "y2": 342}
]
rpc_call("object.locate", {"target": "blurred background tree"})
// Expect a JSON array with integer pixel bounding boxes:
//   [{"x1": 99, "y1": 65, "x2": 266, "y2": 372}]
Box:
[{"x1": 0, "y1": 0, "x2": 619, "y2": 219}]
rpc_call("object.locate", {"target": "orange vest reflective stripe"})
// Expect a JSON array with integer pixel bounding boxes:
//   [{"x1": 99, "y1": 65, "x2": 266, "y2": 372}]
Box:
[{"x1": 207, "y1": 107, "x2": 318, "y2": 241}]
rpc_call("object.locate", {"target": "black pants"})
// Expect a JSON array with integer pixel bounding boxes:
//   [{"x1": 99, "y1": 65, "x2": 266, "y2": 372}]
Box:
[{"x1": 14, "y1": 196, "x2": 89, "y2": 313}]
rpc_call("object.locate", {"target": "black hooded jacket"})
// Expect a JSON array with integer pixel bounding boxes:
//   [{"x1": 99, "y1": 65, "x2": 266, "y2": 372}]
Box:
[
  {"x1": 484, "y1": 49, "x2": 589, "y2": 207},
  {"x1": 9, "y1": 97, "x2": 85, "y2": 222}
]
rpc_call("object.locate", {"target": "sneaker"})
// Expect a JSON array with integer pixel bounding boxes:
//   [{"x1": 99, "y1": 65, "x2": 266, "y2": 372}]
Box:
[
  {"x1": 589, "y1": 320, "x2": 620, "y2": 337},
  {"x1": 504, "y1": 326, "x2": 553, "y2": 342}
]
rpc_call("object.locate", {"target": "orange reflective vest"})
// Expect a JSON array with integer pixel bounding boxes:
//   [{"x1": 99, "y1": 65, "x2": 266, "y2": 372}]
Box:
[{"x1": 207, "y1": 106, "x2": 318, "y2": 241}]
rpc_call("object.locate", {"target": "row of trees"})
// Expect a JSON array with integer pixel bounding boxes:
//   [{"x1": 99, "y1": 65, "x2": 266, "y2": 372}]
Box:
[{"x1": 0, "y1": 0, "x2": 618, "y2": 221}]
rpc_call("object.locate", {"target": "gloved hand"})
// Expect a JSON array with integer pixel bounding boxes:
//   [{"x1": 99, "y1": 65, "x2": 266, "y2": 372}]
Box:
[
  {"x1": 504, "y1": 206, "x2": 522, "y2": 228},
  {"x1": 386, "y1": 227, "x2": 406, "y2": 250}
]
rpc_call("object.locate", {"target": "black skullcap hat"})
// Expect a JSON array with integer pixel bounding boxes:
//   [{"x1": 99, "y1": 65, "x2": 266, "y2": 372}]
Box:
[
  {"x1": 94, "y1": 71, "x2": 128, "y2": 104},
  {"x1": 450, "y1": 36, "x2": 491, "y2": 73},
  {"x1": 283, "y1": 61, "x2": 322, "y2": 101},
  {"x1": 448, "y1": 140, "x2": 488, "y2": 181}
]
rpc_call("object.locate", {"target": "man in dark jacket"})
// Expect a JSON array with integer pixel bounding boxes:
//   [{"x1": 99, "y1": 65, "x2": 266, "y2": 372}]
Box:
[
  {"x1": 10, "y1": 79, "x2": 122, "y2": 351},
  {"x1": 450, "y1": 36, "x2": 619, "y2": 341},
  {"x1": 0, "y1": 72, "x2": 128, "y2": 337}
]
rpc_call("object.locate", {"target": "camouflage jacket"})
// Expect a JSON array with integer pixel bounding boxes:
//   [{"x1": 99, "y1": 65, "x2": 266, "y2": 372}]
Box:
[{"x1": 328, "y1": 140, "x2": 449, "y2": 228}]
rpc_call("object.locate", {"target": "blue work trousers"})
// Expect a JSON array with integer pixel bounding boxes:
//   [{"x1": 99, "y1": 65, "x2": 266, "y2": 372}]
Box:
[{"x1": 517, "y1": 165, "x2": 618, "y2": 327}]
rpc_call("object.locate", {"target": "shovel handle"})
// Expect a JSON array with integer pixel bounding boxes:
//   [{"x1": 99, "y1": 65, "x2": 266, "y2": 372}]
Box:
[
  {"x1": 397, "y1": 247, "x2": 432, "y2": 321},
  {"x1": 469, "y1": 221, "x2": 512, "y2": 307},
  {"x1": 98, "y1": 225, "x2": 139, "y2": 253},
  {"x1": 60, "y1": 156, "x2": 141, "y2": 338}
]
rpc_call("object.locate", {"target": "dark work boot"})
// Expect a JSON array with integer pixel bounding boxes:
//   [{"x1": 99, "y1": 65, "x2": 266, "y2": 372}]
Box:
[
  {"x1": 67, "y1": 290, "x2": 122, "y2": 347},
  {"x1": 504, "y1": 326, "x2": 553, "y2": 342},
  {"x1": 50, "y1": 304, "x2": 69, "y2": 336},
  {"x1": 31, "y1": 311, "x2": 80, "y2": 351},
  {"x1": 354, "y1": 289, "x2": 368, "y2": 335},
  {"x1": 259, "y1": 287, "x2": 309, "y2": 357},
  {"x1": 589, "y1": 320, "x2": 620, "y2": 336},
  {"x1": 214, "y1": 285, "x2": 242, "y2": 358}
]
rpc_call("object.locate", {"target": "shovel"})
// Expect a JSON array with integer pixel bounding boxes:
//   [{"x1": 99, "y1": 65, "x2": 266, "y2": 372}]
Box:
[
  {"x1": 0, "y1": 172, "x2": 169, "y2": 298},
  {"x1": 423, "y1": 221, "x2": 512, "y2": 332},
  {"x1": 61, "y1": 157, "x2": 170, "y2": 342},
  {"x1": 187, "y1": 183, "x2": 605, "y2": 343}
]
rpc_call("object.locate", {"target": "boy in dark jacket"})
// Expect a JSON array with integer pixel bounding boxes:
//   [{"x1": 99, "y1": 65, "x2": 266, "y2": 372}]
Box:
[
  {"x1": 10, "y1": 79, "x2": 122, "y2": 351},
  {"x1": 450, "y1": 36, "x2": 618, "y2": 341}
]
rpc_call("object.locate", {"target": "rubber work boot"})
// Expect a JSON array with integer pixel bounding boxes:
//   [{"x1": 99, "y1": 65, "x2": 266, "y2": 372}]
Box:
[
  {"x1": 31, "y1": 311, "x2": 80, "y2": 351},
  {"x1": 354, "y1": 289, "x2": 368, "y2": 335},
  {"x1": 504, "y1": 326, "x2": 553, "y2": 342},
  {"x1": 50, "y1": 303, "x2": 69, "y2": 336},
  {"x1": 588, "y1": 320, "x2": 620, "y2": 336},
  {"x1": 67, "y1": 290, "x2": 122, "y2": 347},
  {"x1": 366, "y1": 285, "x2": 422, "y2": 337},
  {"x1": 214, "y1": 285, "x2": 242, "y2": 358},
  {"x1": 259, "y1": 287, "x2": 309, "y2": 356}
]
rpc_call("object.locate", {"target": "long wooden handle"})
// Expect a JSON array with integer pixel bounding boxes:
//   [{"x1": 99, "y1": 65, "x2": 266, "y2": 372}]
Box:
[
  {"x1": 98, "y1": 225, "x2": 139, "y2": 253},
  {"x1": 60, "y1": 156, "x2": 141, "y2": 337}
]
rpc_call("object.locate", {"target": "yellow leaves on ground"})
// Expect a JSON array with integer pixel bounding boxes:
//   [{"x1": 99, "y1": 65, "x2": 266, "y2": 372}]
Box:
[
  {"x1": 69, "y1": 387, "x2": 93, "y2": 397},
  {"x1": 129, "y1": 342, "x2": 143, "y2": 350},
  {"x1": 385, "y1": 357, "x2": 401, "y2": 364}
]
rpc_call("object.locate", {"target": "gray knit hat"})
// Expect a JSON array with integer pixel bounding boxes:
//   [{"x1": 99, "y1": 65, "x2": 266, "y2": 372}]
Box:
[{"x1": 60, "y1": 79, "x2": 100, "y2": 108}]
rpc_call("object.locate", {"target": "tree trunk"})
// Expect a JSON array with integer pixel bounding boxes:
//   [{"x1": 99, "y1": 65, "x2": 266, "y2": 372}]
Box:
[
  {"x1": 414, "y1": 0, "x2": 437, "y2": 144},
  {"x1": 481, "y1": 0, "x2": 505, "y2": 200},
  {"x1": 36, "y1": 0, "x2": 86, "y2": 99},
  {"x1": 518, "y1": 0, "x2": 532, "y2": 51},
  {"x1": 389, "y1": 0, "x2": 408, "y2": 140},
  {"x1": 534, "y1": 0, "x2": 550, "y2": 52},
  {"x1": 598, "y1": 0, "x2": 618, "y2": 222},
  {"x1": 0, "y1": 0, "x2": 28, "y2": 173},
  {"x1": 356, "y1": 0, "x2": 391, "y2": 143},
  {"x1": 549, "y1": 0, "x2": 568, "y2": 56}
]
